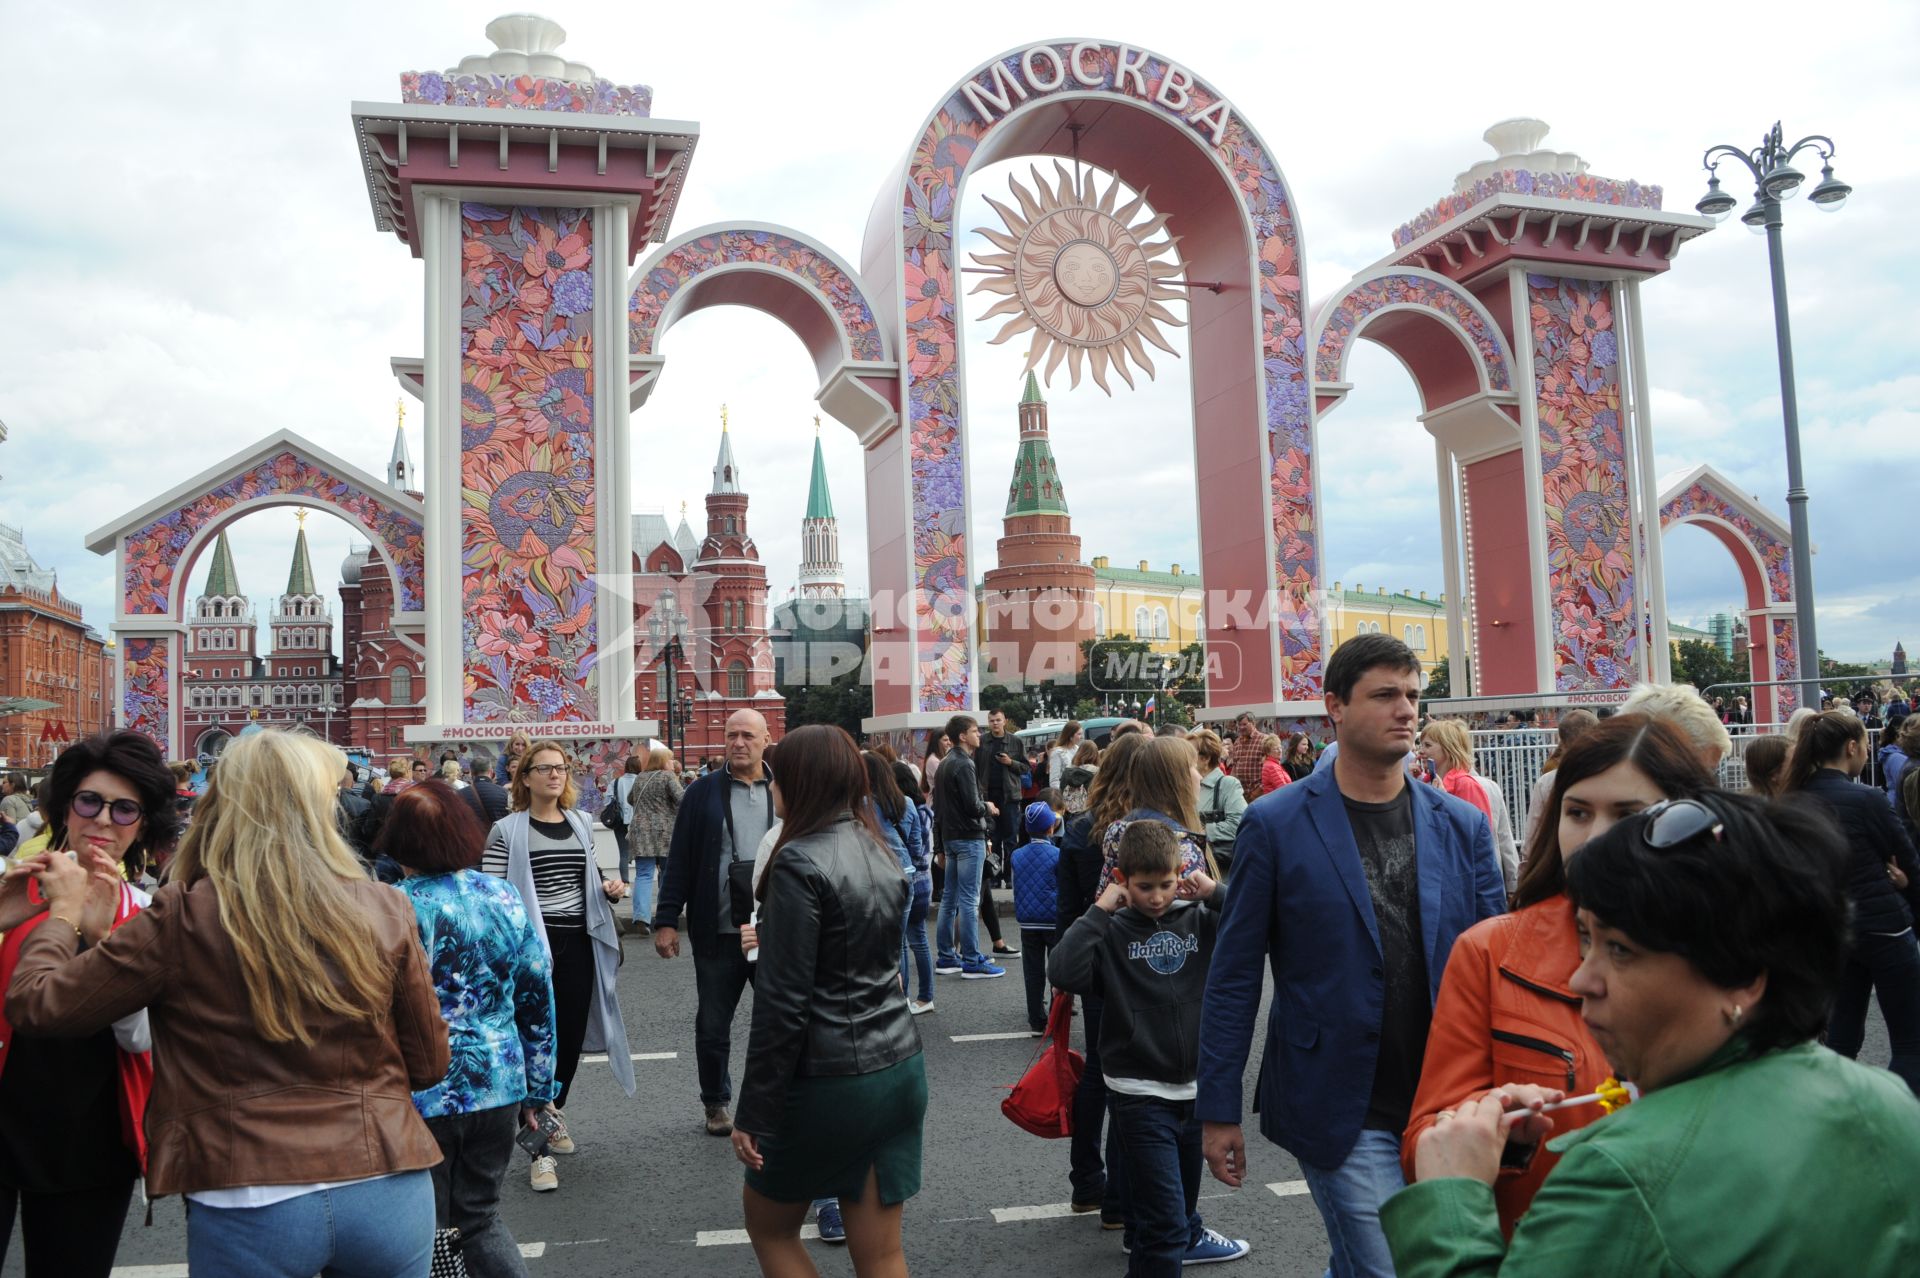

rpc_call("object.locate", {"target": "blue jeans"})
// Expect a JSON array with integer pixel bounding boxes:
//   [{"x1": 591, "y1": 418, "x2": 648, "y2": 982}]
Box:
[
  {"x1": 1298, "y1": 1128, "x2": 1406, "y2": 1278},
  {"x1": 187, "y1": 1169, "x2": 434, "y2": 1278},
  {"x1": 900, "y1": 876, "x2": 933, "y2": 1001},
  {"x1": 1111, "y1": 1094, "x2": 1202, "y2": 1278},
  {"x1": 624, "y1": 853, "x2": 658, "y2": 923},
  {"x1": 936, "y1": 839, "x2": 987, "y2": 967}
]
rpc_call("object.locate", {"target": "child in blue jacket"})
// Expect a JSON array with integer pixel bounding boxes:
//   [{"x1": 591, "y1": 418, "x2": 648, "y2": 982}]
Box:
[{"x1": 1012, "y1": 801, "x2": 1062, "y2": 1033}]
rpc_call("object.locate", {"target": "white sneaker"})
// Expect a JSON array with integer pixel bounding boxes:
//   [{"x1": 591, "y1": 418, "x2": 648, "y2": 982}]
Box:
[
  {"x1": 529, "y1": 1155, "x2": 558, "y2": 1192},
  {"x1": 908, "y1": 999, "x2": 936, "y2": 1016}
]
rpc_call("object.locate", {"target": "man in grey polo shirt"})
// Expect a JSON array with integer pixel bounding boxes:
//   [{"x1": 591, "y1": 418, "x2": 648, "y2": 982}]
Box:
[{"x1": 653, "y1": 709, "x2": 774, "y2": 1136}]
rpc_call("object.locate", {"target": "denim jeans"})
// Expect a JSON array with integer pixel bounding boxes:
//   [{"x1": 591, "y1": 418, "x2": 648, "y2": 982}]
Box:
[
  {"x1": 187, "y1": 1169, "x2": 434, "y2": 1278},
  {"x1": 1298, "y1": 1128, "x2": 1406, "y2": 1278},
  {"x1": 425, "y1": 1106, "x2": 529, "y2": 1278},
  {"x1": 693, "y1": 936, "x2": 756, "y2": 1105},
  {"x1": 625, "y1": 855, "x2": 658, "y2": 923},
  {"x1": 1069, "y1": 994, "x2": 1125, "y2": 1214},
  {"x1": 1827, "y1": 926, "x2": 1920, "y2": 1095},
  {"x1": 1111, "y1": 1094, "x2": 1202, "y2": 1278},
  {"x1": 900, "y1": 876, "x2": 934, "y2": 1001},
  {"x1": 936, "y1": 839, "x2": 987, "y2": 967}
]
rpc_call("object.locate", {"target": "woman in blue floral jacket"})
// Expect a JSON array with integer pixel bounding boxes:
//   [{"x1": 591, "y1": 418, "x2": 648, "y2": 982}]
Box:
[{"x1": 381, "y1": 780, "x2": 557, "y2": 1277}]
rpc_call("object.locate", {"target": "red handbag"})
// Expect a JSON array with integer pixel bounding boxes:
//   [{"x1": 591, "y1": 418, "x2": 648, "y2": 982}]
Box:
[{"x1": 1001, "y1": 991, "x2": 1084, "y2": 1138}]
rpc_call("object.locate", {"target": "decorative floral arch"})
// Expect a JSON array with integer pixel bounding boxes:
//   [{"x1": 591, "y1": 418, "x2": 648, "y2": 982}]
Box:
[
  {"x1": 1310, "y1": 268, "x2": 1515, "y2": 397},
  {"x1": 87, "y1": 431, "x2": 424, "y2": 752},
  {"x1": 1658, "y1": 464, "x2": 1797, "y2": 716}
]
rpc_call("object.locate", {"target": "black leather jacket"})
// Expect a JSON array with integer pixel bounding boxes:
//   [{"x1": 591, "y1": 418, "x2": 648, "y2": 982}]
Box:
[
  {"x1": 734, "y1": 815, "x2": 921, "y2": 1136},
  {"x1": 1802, "y1": 768, "x2": 1920, "y2": 934},
  {"x1": 935, "y1": 748, "x2": 989, "y2": 841}
]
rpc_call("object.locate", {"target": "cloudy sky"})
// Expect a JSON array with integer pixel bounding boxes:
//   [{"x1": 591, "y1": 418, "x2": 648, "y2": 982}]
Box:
[{"x1": 3, "y1": 0, "x2": 1913, "y2": 665}]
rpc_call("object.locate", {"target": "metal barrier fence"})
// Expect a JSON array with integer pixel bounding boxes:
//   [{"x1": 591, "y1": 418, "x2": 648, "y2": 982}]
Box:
[{"x1": 1466, "y1": 724, "x2": 1786, "y2": 839}]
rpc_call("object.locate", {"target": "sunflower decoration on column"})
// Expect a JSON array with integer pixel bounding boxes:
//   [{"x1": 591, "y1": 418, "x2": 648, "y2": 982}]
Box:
[{"x1": 968, "y1": 161, "x2": 1185, "y2": 395}]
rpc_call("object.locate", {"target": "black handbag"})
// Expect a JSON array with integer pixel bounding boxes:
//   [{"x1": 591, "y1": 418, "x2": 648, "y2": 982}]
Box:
[{"x1": 728, "y1": 857, "x2": 757, "y2": 927}]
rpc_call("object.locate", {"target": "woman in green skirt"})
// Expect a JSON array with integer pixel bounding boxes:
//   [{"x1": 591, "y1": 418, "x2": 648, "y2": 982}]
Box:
[{"x1": 732, "y1": 724, "x2": 926, "y2": 1277}]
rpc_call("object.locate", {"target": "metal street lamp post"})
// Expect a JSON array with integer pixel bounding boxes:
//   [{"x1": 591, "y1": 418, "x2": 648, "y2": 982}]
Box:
[{"x1": 1694, "y1": 123, "x2": 1851, "y2": 710}]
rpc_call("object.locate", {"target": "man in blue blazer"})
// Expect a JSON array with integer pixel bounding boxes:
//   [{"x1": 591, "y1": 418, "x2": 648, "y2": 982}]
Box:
[{"x1": 1197, "y1": 634, "x2": 1505, "y2": 1278}]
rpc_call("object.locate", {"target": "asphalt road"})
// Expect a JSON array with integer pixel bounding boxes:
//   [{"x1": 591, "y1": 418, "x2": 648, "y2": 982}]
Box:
[{"x1": 58, "y1": 849, "x2": 1901, "y2": 1277}]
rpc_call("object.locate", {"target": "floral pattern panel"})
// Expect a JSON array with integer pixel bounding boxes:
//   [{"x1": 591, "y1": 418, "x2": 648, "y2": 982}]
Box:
[
  {"x1": 122, "y1": 637, "x2": 170, "y2": 748},
  {"x1": 1770, "y1": 618, "x2": 1799, "y2": 716},
  {"x1": 1393, "y1": 170, "x2": 1663, "y2": 249},
  {"x1": 122, "y1": 454, "x2": 425, "y2": 617},
  {"x1": 460, "y1": 204, "x2": 599, "y2": 723},
  {"x1": 1657, "y1": 482, "x2": 1793, "y2": 604},
  {"x1": 1530, "y1": 275, "x2": 1637, "y2": 692},
  {"x1": 904, "y1": 45, "x2": 1317, "y2": 706},
  {"x1": 629, "y1": 229, "x2": 884, "y2": 362},
  {"x1": 1313, "y1": 272, "x2": 1512, "y2": 391},
  {"x1": 402, "y1": 71, "x2": 651, "y2": 117}
]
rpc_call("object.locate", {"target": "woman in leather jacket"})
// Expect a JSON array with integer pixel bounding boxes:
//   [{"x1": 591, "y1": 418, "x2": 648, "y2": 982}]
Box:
[{"x1": 731, "y1": 725, "x2": 924, "y2": 1277}]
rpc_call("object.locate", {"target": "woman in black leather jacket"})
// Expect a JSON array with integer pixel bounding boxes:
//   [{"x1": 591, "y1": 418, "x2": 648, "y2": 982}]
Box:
[
  {"x1": 732, "y1": 725, "x2": 924, "y2": 1276},
  {"x1": 1787, "y1": 711, "x2": 1920, "y2": 1095}
]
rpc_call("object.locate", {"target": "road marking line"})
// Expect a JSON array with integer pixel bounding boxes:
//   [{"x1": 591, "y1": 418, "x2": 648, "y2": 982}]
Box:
[
  {"x1": 697, "y1": 1225, "x2": 822, "y2": 1246},
  {"x1": 950, "y1": 1031, "x2": 1041, "y2": 1042},
  {"x1": 580, "y1": 1051, "x2": 678, "y2": 1063},
  {"x1": 990, "y1": 1201, "x2": 1100, "y2": 1223},
  {"x1": 1267, "y1": 1179, "x2": 1311, "y2": 1198},
  {"x1": 520, "y1": 1243, "x2": 547, "y2": 1257}
]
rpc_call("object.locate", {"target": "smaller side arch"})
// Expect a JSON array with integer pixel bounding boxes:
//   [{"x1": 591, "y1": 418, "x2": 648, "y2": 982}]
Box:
[
  {"x1": 627, "y1": 222, "x2": 899, "y2": 441},
  {"x1": 1310, "y1": 268, "x2": 1516, "y2": 412}
]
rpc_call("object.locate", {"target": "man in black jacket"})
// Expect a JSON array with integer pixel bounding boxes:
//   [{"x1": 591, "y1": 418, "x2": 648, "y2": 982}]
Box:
[
  {"x1": 934, "y1": 714, "x2": 1004, "y2": 980},
  {"x1": 978, "y1": 709, "x2": 1023, "y2": 879},
  {"x1": 461, "y1": 770, "x2": 510, "y2": 828},
  {"x1": 651, "y1": 709, "x2": 776, "y2": 1135}
]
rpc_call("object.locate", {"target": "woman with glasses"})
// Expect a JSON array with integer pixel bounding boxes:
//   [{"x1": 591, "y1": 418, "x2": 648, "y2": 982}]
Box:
[
  {"x1": 482, "y1": 740, "x2": 632, "y2": 1193},
  {"x1": 1384, "y1": 790, "x2": 1920, "y2": 1276},
  {"x1": 0, "y1": 732, "x2": 173, "y2": 1277},
  {"x1": 1402, "y1": 715, "x2": 1709, "y2": 1238},
  {"x1": 1784, "y1": 710, "x2": 1920, "y2": 1094},
  {"x1": 5, "y1": 729, "x2": 449, "y2": 1277}
]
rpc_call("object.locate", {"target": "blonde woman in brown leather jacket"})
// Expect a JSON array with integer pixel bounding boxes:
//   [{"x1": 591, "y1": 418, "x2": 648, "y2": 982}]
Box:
[{"x1": 5, "y1": 729, "x2": 449, "y2": 1277}]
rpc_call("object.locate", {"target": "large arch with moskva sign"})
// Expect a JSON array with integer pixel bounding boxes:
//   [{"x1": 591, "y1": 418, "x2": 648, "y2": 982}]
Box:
[{"x1": 860, "y1": 40, "x2": 1317, "y2": 734}]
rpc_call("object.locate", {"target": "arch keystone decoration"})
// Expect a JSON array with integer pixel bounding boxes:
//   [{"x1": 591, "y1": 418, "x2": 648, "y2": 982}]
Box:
[{"x1": 86, "y1": 428, "x2": 425, "y2": 755}]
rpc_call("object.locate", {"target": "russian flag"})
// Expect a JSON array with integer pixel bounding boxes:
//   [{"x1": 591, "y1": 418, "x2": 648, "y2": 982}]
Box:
[{"x1": 1144, "y1": 693, "x2": 1157, "y2": 718}]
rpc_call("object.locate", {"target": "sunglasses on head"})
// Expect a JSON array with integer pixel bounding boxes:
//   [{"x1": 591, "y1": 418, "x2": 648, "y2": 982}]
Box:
[
  {"x1": 1637, "y1": 797, "x2": 1724, "y2": 850},
  {"x1": 71, "y1": 790, "x2": 145, "y2": 827}
]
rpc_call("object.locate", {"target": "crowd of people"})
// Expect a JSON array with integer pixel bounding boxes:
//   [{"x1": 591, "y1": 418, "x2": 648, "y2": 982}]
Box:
[{"x1": 0, "y1": 646, "x2": 1916, "y2": 1275}]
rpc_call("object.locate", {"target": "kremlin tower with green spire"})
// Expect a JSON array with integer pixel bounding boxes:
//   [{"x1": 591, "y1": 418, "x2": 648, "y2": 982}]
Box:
[
  {"x1": 981, "y1": 374, "x2": 1095, "y2": 685},
  {"x1": 797, "y1": 417, "x2": 845, "y2": 598}
]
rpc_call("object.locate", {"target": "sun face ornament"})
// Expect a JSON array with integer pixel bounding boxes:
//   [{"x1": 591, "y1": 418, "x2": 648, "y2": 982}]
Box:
[{"x1": 968, "y1": 162, "x2": 1185, "y2": 394}]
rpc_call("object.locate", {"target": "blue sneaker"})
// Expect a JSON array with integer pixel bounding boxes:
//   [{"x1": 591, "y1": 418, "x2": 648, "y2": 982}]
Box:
[
  {"x1": 1182, "y1": 1227, "x2": 1250, "y2": 1265},
  {"x1": 960, "y1": 960, "x2": 1006, "y2": 980},
  {"x1": 814, "y1": 1198, "x2": 846, "y2": 1244}
]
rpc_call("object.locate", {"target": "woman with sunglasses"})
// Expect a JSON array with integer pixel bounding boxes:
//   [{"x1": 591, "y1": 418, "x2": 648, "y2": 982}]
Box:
[
  {"x1": 1384, "y1": 791, "x2": 1920, "y2": 1276},
  {"x1": 482, "y1": 740, "x2": 632, "y2": 1193},
  {"x1": 5, "y1": 729, "x2": 449, "y2": 1277},
  {"x1": 1401, "y1": 715, "x2": 1709, "y2": 1238},
  {"x1": 0, "y1": 731, "x2": 174, "y2": 1277},
  {"x1": 1784, "y1": 710, "x2": 1920, "y2": 1094}
]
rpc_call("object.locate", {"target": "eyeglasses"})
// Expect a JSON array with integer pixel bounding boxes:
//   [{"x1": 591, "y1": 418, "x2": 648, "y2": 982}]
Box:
[
  {"x1": 525, "y1": 763, "x2": 568, "y2": 777},
  {"x1": 1638, "y1": 798, "x2": 1725, "y2": 850},
  {"x1": 71, "y1": 790, "x2": 145, "y2": 827}
]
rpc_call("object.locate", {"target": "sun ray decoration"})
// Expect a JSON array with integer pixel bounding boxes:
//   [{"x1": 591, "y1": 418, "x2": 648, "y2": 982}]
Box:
[{"x1": 968, "y1": 162, "x2": 1185, "y2": 395}]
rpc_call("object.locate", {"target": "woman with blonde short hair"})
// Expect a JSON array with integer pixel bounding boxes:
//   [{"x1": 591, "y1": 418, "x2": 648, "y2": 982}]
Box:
[{"x1": 1418, "y1": 719, "x2": 1495, "y2": 826}]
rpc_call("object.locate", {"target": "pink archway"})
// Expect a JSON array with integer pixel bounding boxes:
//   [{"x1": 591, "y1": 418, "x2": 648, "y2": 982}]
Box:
[{"x1": 1658, "y1": 464, "x2": 1796, "y2": 720}]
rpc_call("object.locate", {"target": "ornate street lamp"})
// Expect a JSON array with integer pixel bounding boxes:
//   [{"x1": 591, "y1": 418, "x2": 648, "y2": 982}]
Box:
[{"x1": 1695, "y1": 123, "x2": 1850, "y2": 710}]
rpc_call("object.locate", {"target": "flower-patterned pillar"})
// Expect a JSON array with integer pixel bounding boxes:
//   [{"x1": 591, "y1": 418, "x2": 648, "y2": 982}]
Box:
[
  {"x1": 118, "y1": 633, "x2": 177, "y2": 757},
  {"x1": 353, "y1": 18, "x2": 697, "y2": 738},
  {"x1": 1518, "y1": 273, "x2": 1644, "y2": 694}
]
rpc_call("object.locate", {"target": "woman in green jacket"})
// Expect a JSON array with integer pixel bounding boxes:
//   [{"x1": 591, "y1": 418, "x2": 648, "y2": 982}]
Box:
[{"x1": 1382, "y1": 790, "x2": 1920, "y2": 1278}]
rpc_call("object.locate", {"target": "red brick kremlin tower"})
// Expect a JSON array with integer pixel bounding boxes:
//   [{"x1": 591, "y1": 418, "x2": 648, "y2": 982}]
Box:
[
  {"x1": 691, "y1": 410, "x2": 784, "y2": 738},
  {"x1": 982, "y1": 374, "x2": 1095, "y2": 686}
]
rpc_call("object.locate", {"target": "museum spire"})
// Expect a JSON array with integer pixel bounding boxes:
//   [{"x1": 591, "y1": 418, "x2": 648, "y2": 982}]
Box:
[{"x1": 711, "y1": 406, "x2": 741, "y2": 494}]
